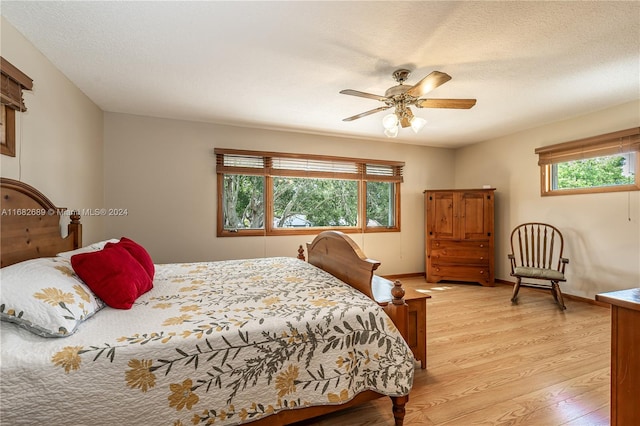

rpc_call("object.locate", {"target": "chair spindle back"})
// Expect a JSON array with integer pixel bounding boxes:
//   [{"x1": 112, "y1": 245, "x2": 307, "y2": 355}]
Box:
[{"x1": 512, "y1": 223, "x2": 564, "y2": 271}]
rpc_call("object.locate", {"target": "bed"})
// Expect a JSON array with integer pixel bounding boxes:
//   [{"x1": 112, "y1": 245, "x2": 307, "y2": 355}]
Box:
[{"x1": 0, "y1": 178, "x2": 414, "y2": 426}]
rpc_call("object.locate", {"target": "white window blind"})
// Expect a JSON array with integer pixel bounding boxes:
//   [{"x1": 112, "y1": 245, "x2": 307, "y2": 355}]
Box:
[
  {"x1": 536, "y1": 127, "x2": 640, "y2": 165},
  {"x1": 215, "y1": 149, "x2": 404, "y2": 182}
]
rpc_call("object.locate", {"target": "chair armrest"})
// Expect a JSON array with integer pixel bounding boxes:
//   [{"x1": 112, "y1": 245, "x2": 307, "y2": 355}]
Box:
[
  {"x1": 507, "y1": 254, "x2": 516, "y2": 274},
  {"x1": 560, "y1": 257, "x2": 569, "y2": 274}
]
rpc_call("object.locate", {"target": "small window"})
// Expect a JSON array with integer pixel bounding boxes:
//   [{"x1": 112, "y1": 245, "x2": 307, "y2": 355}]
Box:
[
  {"x1": 366, "y1": 181, "x2": 397, "y2": 227},
  {"x1": 552, "y1": 152, "x2": 636, "y2": 190},
  {"x1": 222, "y1": 174, "x2": 264, "y2": 231},
  {"x1": 536, "y1": 128, "x2": 640, "y2": 196}
]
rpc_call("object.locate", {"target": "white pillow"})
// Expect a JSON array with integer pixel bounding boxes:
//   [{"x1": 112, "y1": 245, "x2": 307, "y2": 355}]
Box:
[
  {"x1": 0, "y1": 257, "x2": 105, "y2": 337},
  {"x1": 56, "y1": 238, "x2": 120, "y2": 259}
]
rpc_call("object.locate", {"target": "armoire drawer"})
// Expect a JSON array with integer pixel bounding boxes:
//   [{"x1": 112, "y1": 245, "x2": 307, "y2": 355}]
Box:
[
  {"x1": 430, "y1": 240, "x2": 490, "y2": 265},
  {"x1": 429, "y1": 264, "x2": 491, "y2": 281}
]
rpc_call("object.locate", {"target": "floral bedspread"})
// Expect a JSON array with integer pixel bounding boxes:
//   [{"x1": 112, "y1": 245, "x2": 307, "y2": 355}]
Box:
[{"x1": 0, "y1": 257, "x2": 414, "y2": 425}]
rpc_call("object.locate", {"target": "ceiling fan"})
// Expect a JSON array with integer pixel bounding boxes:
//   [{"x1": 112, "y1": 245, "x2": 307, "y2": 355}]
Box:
[{"x1": 340, "y1": 69, "x2": 476, "y2": 137}]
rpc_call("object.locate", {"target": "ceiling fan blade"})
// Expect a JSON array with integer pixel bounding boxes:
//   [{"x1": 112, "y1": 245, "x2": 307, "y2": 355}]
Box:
[
  {"x1": 339, "y1": 89, "x2": 389, "y2": 102},
  {"x1": 342, "y1": 106, "x2": 390, "y2": 122},
  {"x1": 406, "y1": 71, "x2": 452, "y2": 97},
  {"x1": 417, "y1": 98, "x2": 477, "y2": 109}
]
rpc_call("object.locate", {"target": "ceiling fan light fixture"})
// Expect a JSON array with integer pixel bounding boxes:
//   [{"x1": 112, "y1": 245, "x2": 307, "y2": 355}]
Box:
[
  {"x1": 384, "y1": 126, "x2": 399, "y2": 138},
  {"x1": 382, "y1": 113, "x2": 399, "y2": 130},
  {"x1": 340, "y1": 68, "x2": 475, "y2": 137},
  {"x1": 410, "y1": 116, "x2": 427, "y2": 133}
]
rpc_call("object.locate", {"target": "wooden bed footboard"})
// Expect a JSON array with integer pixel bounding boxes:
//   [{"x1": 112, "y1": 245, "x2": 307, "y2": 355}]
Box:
[
  {"x1": 300, "y1": 231, "x2": 409, "y2": 339},
  {"x1": 296, "y1": 231, "x2": 411, "y2": 425},
  {"x1": 248, "y1": 393, "x2": 408, "y2": 426}
]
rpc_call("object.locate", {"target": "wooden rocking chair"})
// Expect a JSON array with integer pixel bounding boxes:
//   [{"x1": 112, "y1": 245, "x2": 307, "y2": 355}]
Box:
[{"x1": 508, "y1": 223, "x2": 569, "y2": 310}]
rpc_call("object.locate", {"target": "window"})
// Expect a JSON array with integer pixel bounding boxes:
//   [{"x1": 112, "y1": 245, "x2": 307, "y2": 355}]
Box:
[
  {"x1": 366, "y1": 181, "x2": 396, "y2": 227},
  {"x1": 1, "y1": 57, "x2": 33, "y2": 157},
  {"x1": 215, "y1": 149, "x2": 404, "y2": 236},
  {"x1": 536, "y1": 128, "x2": 640, "y2": 196}
]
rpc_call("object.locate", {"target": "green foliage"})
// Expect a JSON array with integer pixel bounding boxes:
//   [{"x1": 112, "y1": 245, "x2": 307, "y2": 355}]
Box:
[
  {"x1": 555, "y1": 154, "x2": 634, "y2": 189},
  {"x1": 222, "y1": 175, "x2": 396, "y2": 229},
  {"x1": 272, "y1": 177, "x2": 357, "y2": 227},
  {"x1": 366, "y1": 182, "x2": 394, "y2": 226},
  {"x1": 223, "y1": 175, "x2": 264, "y2": 229}
]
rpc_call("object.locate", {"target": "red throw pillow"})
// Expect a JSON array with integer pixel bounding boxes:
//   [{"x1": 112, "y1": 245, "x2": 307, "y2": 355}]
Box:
[
  {"x1": 105, "y1": 237, "x2": 154, "y2": 294},
  {"x1": 71, "y1": 245, "x2": 152, "y2": 309}
]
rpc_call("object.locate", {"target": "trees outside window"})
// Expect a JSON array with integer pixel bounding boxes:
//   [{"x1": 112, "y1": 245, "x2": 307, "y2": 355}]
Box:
[
  {"x1": 222, "y1": 175, "x2": 264, "y2": 230},
  {"x1": 215, "y1": 149, "x2": 403, "y2": 236},
  {"x1": 554, "y1": 153, "x2": 635, "y2": 190},
  {"x1": 536, "y1": 128, "x2": 639, "y2": 196},
  {"x1": 272, "y1": 177, "x2": 358, "y2": 228},
  {"x1": 366, "y1": 181, "x2": 395, "y2": 227}
]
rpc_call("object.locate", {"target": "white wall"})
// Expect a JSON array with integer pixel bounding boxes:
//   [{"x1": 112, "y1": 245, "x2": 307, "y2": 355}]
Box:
[
  {"x1": 103, "y1": 103, "x2": 640, "y2": 294},
  {"x1": 454, "y1": 100, "x2": 640, "y2": 298},
  {"x1": 0, "y1": 18, "x2": 105, "y2": 244},
  {"x1": 103, "y1": 112, "x2": 455, "y2": 275}
]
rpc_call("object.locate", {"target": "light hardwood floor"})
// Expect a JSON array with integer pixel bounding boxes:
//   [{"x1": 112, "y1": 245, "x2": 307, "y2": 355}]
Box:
[{"x1": 296, "y1": 278, "x2": 611, "y2": 426}]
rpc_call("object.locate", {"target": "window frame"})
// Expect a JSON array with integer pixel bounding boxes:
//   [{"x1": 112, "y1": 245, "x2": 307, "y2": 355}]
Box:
[
  {"x1": 365, "y1": 180, "x2": 399, "y2": 229},
  {"x1": 1, "y1": 57, "x2": 33, "y2": 157},
  {"x1": 215, "y1": 148, "x2": 403, "y2": 237},
  {"x1": 536, "y1": 128, "x2": 640, "y2": 196}
]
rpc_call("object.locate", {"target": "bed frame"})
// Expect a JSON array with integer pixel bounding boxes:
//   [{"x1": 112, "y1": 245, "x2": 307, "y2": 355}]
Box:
[
  {"x1": 0, "y1": 177, "x2": 410, "y2": 425},
  {"x1": 1, "y1": 178, "x2": 81, "y2": 267}
]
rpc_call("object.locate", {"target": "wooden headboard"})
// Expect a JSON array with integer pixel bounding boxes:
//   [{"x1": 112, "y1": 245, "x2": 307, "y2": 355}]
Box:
[{"x1": 1, "y1": 178, "x2": 82, "y2": 267}]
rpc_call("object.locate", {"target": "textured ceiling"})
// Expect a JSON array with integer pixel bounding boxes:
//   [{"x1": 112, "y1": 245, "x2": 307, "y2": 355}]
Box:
[{"x1": 2, "y1": 1, "x2": 639, "y2": 148}]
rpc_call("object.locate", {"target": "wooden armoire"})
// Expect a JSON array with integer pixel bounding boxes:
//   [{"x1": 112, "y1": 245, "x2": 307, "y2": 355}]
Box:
[{"x1": 424, "y1": 188, "x2": 495, "y2": 286}]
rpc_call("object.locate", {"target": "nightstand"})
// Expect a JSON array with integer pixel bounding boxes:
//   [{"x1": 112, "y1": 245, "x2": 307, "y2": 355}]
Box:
[
  {"x1": 403, "y1": 286, "x2": 430, "y2": 369},
  {"x1": 373, "y1": 275, "x2": 430, "y2": 369}
]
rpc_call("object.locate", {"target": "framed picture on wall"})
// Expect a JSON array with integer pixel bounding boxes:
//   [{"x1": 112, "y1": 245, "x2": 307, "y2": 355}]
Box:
[{"x1": 1, "y1": 104, "x2": 16, "y2": 157}]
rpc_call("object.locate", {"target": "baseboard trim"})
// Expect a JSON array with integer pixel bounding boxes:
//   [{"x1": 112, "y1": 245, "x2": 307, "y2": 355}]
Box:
[
  {"x1": 381, "y1": 272, "x2": 425, "y2": 280},
  {"x1": 495, "y1": 278, "x2": 609, "y2": 308},
  {"x1": 386, "y1": 276, "x2": 609, "y2": 308}
]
